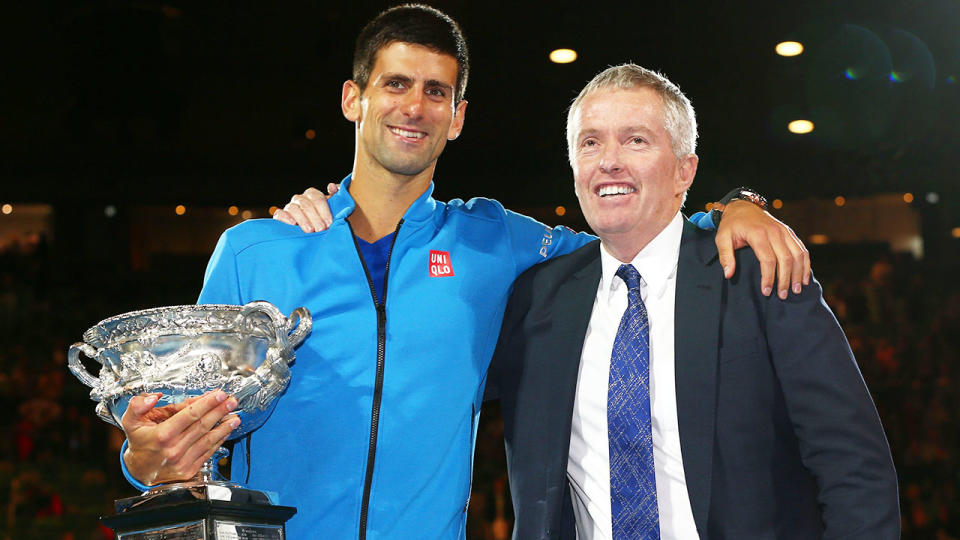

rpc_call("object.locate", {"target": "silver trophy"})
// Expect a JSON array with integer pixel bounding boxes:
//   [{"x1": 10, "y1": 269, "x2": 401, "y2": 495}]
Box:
[{"x1": 68, "y1": 301, "x2": 311, "y2": 539}]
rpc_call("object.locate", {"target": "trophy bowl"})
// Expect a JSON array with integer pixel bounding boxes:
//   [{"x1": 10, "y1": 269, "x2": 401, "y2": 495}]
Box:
[{"x1": 68, "y1": 301, "x2": 311, "y2": 490}]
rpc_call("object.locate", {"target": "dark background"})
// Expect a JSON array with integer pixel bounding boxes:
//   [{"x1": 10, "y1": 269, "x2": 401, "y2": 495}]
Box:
[
  {"x1": 2, "y1": 1, "x2": 959, "y2": 539},
  {"x1": 4, "y1": 1, "x2": 959, "y2": 209}
]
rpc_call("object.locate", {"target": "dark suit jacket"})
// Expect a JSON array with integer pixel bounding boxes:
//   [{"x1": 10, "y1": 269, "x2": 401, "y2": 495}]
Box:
[{"x1": 487, "y1": 219, "x2": 899, "y2": 539}]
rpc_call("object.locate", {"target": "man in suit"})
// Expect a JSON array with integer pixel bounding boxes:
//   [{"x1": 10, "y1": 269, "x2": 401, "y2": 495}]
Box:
[{"x1": 488, "y1": 64, "x2": 900, "y2": 539}]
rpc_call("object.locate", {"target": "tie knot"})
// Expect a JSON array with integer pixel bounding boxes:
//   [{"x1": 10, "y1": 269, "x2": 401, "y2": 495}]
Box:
[{"x1": 615, "y1": 264, "x2": 642, "y2": 292}]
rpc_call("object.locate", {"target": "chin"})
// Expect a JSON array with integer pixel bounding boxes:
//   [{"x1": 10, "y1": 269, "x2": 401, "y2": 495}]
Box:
[{"x1": 384, "y1": 159, "x2": 431, "y2": 177}]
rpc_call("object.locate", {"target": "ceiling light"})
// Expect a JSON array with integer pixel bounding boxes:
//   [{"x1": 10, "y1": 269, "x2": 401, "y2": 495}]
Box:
[
  {"x1": 788, "y1": 120, "x2": 814, "y2": 134},
  {"x1": 775, "y1": 41, "x2": 804, "y2": 57},
  {"x1": 549, "y1": 49, "x2": 577, "y2": 64}
]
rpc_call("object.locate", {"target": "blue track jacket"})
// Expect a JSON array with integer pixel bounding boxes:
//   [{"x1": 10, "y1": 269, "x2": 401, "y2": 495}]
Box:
[{"x1": 196, "y1": 176, "x2": 596, "y2": 539}]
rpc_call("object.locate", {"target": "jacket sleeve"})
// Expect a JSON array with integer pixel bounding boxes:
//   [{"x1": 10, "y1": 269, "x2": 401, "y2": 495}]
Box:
[
  {"x1": 764, "y1": 274, "x2": 900, "y2": 538},
  {"x1": 500, "y1": 208, "x2": 596, "y2": 278}
]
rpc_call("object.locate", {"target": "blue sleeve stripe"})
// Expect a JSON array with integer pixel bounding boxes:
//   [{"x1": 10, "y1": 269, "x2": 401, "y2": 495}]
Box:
[
  {"x1": 689, "y1": 210, "x2": 717, "y2": 231},
  {"x1": 120, "y1": 438, "x2": 155, "y2": 493}
]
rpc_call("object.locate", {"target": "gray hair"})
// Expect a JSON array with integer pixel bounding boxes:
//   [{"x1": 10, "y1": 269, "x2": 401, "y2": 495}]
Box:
[{"x1": 566, "y1": 64, "x2": 698, "y2": 164}]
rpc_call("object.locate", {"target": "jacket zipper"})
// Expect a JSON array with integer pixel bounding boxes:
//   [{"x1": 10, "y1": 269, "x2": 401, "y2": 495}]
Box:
[{"x1": 349, "y1": 220, "x2": 403, "y2": 540}]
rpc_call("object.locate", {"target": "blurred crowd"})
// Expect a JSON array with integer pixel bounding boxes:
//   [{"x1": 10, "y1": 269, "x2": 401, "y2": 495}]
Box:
[
  {"x1": 824, "y1": 255, "x2": 960, "y2": 539},
  {"x1": 1, "y1": 232, "x2": 957, "y2": 539},
  {"x1": 1, "y1": 234, "x2": 120, "y2": 540}
]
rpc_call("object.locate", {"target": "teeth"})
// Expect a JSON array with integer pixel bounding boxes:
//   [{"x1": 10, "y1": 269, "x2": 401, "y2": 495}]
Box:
[
  {"x1": 597, "y1": 185, "x2": 637, "y2": 197},
  {"x1": 390, "y1": 127, "x2": 425, "y2": 139}
]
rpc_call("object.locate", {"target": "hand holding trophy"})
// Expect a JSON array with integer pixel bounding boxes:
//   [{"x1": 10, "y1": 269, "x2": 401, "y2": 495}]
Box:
[{"x1": 68, "y1": 300, "x2": 311, "y2": 539}]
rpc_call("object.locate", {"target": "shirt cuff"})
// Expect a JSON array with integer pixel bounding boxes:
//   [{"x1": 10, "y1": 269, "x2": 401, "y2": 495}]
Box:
[
  {"x1": 120, "y1": 439, "x2": 155, "y2": 493},
  {"x1": 689, "y1": 210, "x2": 717, "y2": 231}
]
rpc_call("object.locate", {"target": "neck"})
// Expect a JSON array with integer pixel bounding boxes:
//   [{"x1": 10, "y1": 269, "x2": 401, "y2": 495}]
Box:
[
  {"x1": 600, "y1": 211, "x2": 678, "y2": 263},
  {"x1": 601, "y1": 233, "x2": 653, "y2": 263},
  {"x1": 347, "y1": 164, "x2": 432, "y2": 243}
]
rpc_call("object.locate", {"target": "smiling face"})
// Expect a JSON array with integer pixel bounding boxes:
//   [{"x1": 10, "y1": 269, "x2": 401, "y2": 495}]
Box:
[
  {"x1": 343, "y1": 41, "x2": 467, "y2": 184},
  {"x1": 570, "y1": 87, "x2": 697, "y2": 260}
]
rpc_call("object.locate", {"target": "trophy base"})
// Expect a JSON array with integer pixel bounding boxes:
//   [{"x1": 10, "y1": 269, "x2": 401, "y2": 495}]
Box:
[{"x1": 102, "y1": 485, "x2": 296, "y2": 540}]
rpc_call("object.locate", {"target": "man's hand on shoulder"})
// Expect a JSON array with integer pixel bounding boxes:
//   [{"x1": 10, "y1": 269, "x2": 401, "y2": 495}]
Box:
[
  {"x1": 273, "y1": 183, "x2": 339, "y2": 233},
  {"x1": 715, "y1": 200, "x2": 810, "y2": 299},
  {"x1": 121, "y1": 390, "x2": 240, "y2": 486}
]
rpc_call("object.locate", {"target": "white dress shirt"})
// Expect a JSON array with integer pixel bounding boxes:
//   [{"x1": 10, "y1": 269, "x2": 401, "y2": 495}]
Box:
[{"x1": 567, "y1": 212, "x2": 699, "y2": 540}]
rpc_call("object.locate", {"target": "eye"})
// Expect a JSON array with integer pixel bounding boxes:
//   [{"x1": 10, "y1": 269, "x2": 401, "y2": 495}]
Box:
[
  {"x1": 426, "y1": 87, "x2": 447, "y2": 98},
  {"x1": 385, "y1": 79, "x2": 405, "y2": 90},
  {"x1": 629, "y1": 136, "x2": 646, "y2": 145}
]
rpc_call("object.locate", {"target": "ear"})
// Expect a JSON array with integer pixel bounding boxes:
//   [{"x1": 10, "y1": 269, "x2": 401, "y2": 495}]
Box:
[
  {"x1": 342, "y1": 80, "x2": 363, "y2": 123},
  {"x1": 446, "y1": 100, "x2": 468, "y2": 141},
  {"x1": 675, "y1": 153, "x2": 698, "y2": 194}
]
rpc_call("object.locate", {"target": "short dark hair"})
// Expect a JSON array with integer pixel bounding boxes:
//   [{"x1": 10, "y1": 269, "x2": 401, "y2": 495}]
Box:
[{"x1": 353, "y1": 4, "x2": 469, "y2": 102}]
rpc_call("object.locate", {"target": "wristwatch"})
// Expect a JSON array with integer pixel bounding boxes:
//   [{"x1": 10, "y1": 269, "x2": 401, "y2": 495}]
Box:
[{"x1": 711, "y1": 187, "x2": 770, "y2": 228}]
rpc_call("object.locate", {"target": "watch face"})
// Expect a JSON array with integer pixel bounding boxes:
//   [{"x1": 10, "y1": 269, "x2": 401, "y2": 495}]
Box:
[{"x1": 737, "y1": 189, "x2": 768, "y2": 209}]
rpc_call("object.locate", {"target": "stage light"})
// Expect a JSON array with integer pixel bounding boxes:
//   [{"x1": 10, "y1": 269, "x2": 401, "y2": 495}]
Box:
[
  {"x1": 175, "y1": 205, "x2": 186, "y2": 215},
  {"x1": 555, "y1": 206, "x2": 566, "y2": 216},
  {"x1": 104, "y1": 205, "x2": 117, "y2": 218},
  {"x1": 228, "y1": 206, "x2": 239, "y2": 216},
  {"x1": 834, "y1": 196, "x2": 846, "y2": 207},
  {"x1": 809, "y1": 234, "x2": 829, "y2": 245},
  {"x1": 788, "y1": 120, "x2": 814, "y2": 134},
  {"x1": 903, "y1": 193, "x2": 914, "y2": 203},
  {"x1": 305, "y1": 129, "x2": 317, "y2": 140},
  {"x1": 926, "y1": 192, "x2": 940, "y2": 204},
  {"x1": 549, "y1": 49, "x2": 577, "y2": 64},
  {"x1": 1, "y1": 204, "x2": 11, "y2": 215},
  {"x1": 241, "y1": 210, "x2": 253, "y2": 220},
  {"x1": 704, "y1": 202, "x2": 714, "y2": 211},
  {"x1": 269, "y1": 206, "x2": 279, "y2": 215},
  {"x1": 772, "y1": 199, "x2": 783, "y2": 209},
  {"x1": 775, "y1": 41, "x2": 804, "y2": 57},
  {"x1": 953, "y1": 228, "x2": 960, "y2": 239}
]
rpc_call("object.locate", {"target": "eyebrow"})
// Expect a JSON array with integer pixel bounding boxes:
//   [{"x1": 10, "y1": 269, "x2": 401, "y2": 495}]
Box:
[
  {"x1": 381, "y1": 73, "x2": 414, "y2": 86},
  {"x1": 577, "y1": 128, "x2": 601, "y2": 142},
  {"x1": 425, "y1": 80, "x2": 455, "y2": 92},
  {"x1": 380, "y1": 73, "x2": 454, "y2": 92},
  {"x1": 577, "y1": 125, "x2": 657, "y2": 142},
  {"x1": 619, "y1": 125, "x2": 656, "y2": 137}
]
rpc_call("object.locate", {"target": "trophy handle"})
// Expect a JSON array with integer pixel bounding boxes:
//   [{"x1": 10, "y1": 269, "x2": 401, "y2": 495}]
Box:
[
  {"x1": 239, "y1": 301, "x2": 291, "y2": 349},
  {"x1": 239, "y1": 301, "x2": 312, "y2": 357},
  {"x1": 285, "y1": 307, "x2": 312, "y2": 349},
  {"x1": 68, "y1": 342, "x2": 101, "y2": 389}
]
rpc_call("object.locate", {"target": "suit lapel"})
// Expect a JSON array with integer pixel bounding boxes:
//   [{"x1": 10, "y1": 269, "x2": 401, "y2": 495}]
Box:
[
  {"x1": 544, "y1": 246, "x2": 603, "y2": 503},
  {"x1": 674, "y1": 220, "x2": 722, "y2": 533}
]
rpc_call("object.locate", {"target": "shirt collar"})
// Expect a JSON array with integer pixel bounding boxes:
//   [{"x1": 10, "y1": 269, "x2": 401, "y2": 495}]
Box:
[{"x1": 598, "y1": 212, "x2": 684, "y2": 301}]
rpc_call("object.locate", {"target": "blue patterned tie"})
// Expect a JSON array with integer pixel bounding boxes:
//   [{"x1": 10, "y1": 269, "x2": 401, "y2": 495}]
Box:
[{"x1": 608, "y1": 264, "x2": 660, "y2": 539}]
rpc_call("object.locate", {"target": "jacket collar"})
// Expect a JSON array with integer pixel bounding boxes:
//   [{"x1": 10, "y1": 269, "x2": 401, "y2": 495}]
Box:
[{"x1": 328, "y1": 174, "x2": 439, "y2": 227}]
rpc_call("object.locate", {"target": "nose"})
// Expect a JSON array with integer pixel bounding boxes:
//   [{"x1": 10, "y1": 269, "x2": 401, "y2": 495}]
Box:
[
  {"x1": 598, "y1": 145, "x2": 622, "y2": 174},
  {"x1": 401, "y1": 90, "x2": 425, "y2": 119}
]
